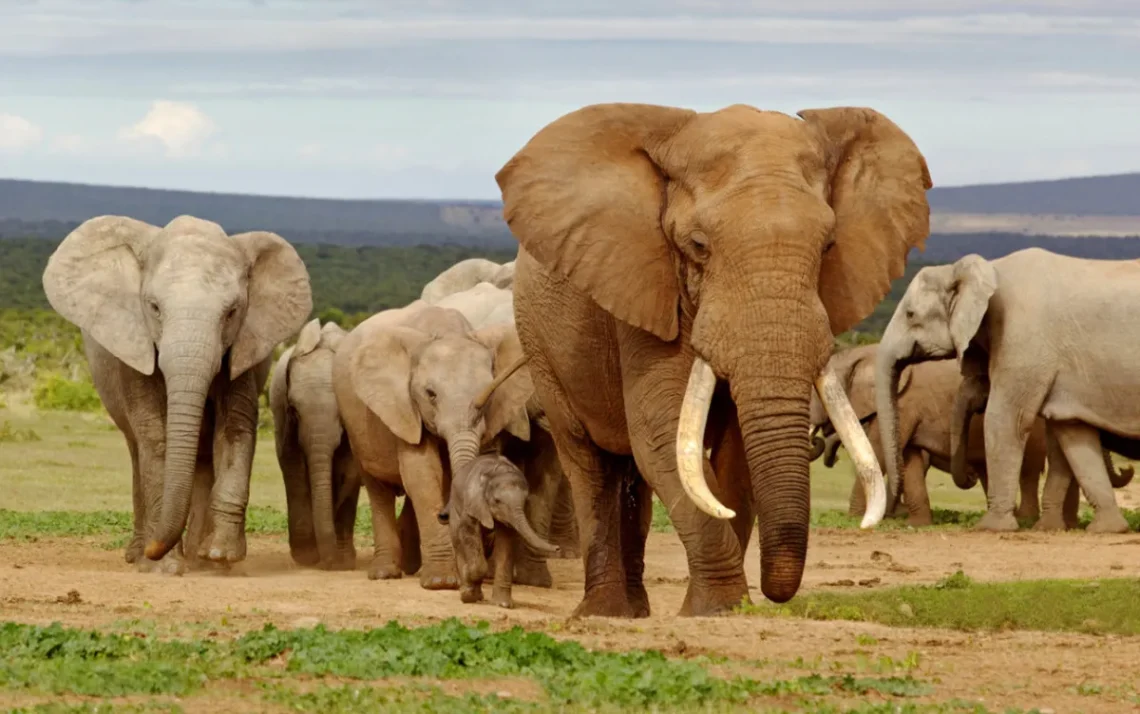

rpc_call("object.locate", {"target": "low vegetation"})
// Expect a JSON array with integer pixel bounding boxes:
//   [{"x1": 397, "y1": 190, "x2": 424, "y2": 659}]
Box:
[
  {"x1": 742, "y1": 570, "x2": 1140, "y2": 636},
  {"x1": 0, "y1": 617, "x2": 1045, "y2": 713}
]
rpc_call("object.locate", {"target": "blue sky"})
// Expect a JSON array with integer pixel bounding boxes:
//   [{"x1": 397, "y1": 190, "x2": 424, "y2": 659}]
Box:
[{"x1": 1, "y1": 0, "x2": 1139, "y2": 200}]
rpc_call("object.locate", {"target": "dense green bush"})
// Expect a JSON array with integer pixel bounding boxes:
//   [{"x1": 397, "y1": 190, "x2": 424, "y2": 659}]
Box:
[{"x1": 32, "y1": 374, "x2": 103, "y2": 412}]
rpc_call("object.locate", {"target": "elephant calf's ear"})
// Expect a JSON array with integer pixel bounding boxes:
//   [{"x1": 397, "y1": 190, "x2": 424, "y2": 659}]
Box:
[
  {"x1": 349, "y1": 326, "x2": 427, "y2": 445},
  {"x1": 948, "y1": 255, "x2": 998, "y2": 363}
]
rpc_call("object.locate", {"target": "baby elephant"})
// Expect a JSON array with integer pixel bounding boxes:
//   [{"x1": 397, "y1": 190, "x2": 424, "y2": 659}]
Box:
[{"x1": 438, "y1": 454, "x2": 560, "y2": 608}]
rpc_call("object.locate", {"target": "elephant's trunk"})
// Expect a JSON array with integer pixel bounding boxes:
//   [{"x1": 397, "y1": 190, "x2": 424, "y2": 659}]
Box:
[
  {"x1": 950, "y1": 381, "x2": 983, "y2": 490},
  {"x1": 305, "y1": 439, "x2": 338, "y2": 565},
  {"x1": 675, "y1": 351, "x2": 884, "y2": 604},
  {"x1": 447, "y1": 429, "x2": 482, "y2": 475},
  {"x1": 145, "y1": 321, "x2": 221, "y2": 561},
  {"x1": 1105, "y1": 449, "x2": 1135, "y2": 488},
  {"x1": 873, "y1": 332, "x2": 908, "y2": 511},
  {"x1": 503, "y1": 503, "x2": 561, "y2": 556},
  {"x1": 809, "y1": 433, "x2": 826, "y2": 462}
]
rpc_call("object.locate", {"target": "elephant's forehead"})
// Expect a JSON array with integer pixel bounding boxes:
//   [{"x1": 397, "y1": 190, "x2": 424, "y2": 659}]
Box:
[
  {"x1": 416, "y1": 338, "x2": 491, "y2": 371},
  {"x1": 146, "y1": 235, "x2": 248, "y2": 288}
]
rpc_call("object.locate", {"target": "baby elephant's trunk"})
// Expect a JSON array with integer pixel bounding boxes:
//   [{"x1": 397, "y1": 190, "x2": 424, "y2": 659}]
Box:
[{"x1": 504, "y1": 504, "x2": 560, "y2": 556}]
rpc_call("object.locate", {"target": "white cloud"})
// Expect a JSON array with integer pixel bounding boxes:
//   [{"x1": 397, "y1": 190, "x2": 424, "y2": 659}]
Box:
[
  {"x1": 118, "y1": 100, "x2": 218, "y2": 157},
  {"x1": 0, "y1": 113, "x2": 44, "y2": 152},
  {"x1": 297, "y1": 143, "x2": 324, "y2": 159}
]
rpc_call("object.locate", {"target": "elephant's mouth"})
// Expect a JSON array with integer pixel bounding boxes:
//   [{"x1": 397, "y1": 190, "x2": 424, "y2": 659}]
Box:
[{"x1": 812, "y1": 410, "x2": 878, "y2": 440}]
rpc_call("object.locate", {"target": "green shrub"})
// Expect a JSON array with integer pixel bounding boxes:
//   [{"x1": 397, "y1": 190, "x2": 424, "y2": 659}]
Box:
[{"x1": 32, "y1": 375, "x2": 103, "y2": 412}]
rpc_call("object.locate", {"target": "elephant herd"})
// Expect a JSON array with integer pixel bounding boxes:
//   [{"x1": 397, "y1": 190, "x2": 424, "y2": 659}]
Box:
[{"x1": 37, "y1": 101, "x2": 1137, "y2": 620}]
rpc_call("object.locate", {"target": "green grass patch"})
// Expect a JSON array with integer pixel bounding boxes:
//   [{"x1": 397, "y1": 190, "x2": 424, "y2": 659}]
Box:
[
  {"x1": 0, "y1": 618, "x2": 947, "y2": 712},
  {"x1": 741, "y1": 571, "x2": 1140, "y2": 636}
]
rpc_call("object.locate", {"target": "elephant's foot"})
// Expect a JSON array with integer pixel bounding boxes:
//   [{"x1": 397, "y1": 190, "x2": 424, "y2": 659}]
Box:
[
  {"x1": 419, "y1": 562, "x2": 460, "y2": 590},
  {"x1": 136, "y1": 549, "x2": 186, "y2": 576},
  {"x1": 679, "y1": 575, "x2": 749, "y2": 617},
  {"x1": 124, "y1": 534, "x2": 145, "y2": 564},
  {"x1": 1087, "y1": 509, "x2": 1131, "y2": 534},
  {"x1": 368, "y1": 560, "x2": 403, "y2": 580},
  {"x1": 492, "y1": 586, "x2": 513, "y2": 609},
  {"x1": 1033, "y1": 512, "x2": 1068, "y2": 531},
  {"x1": 626, "y1": 582, "x2": 650, "y2": 619},
  {"x1": 906, "y1": 512, "x2": 933, "y2": 528},
  {"x1": 460, "y1": 584, "x2": 484, "y2": 604},
  {"x1": 199, "y1": 523, "x2": 247, "y2": 564},
  {"x1": 513, "y1": 557, "x2": 553, "y2": 589},
  {"x1": 1014, "y1": 503, "x2": 1040, "y2": 521},
  {"x1": 290, "y1": 546, "x2": 321, "y2": 568},
  {"x1": 975, "y1": 511, "x2": 1019, "y2": 532},
  {"x1": 572, "y1": 583, "x2": 638, "y2": 619}
]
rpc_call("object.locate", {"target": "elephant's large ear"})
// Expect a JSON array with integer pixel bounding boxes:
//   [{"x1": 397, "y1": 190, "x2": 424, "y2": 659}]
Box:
[
  {"x1": 230, "y1": 231, "x2": 313, "y2": 379},
  {"x1": 320, "y1": 321, "x2": 347, "y2": 353},
  {"x1": 42, "y1": 216, "x2": 160, "y2": 375},
  {"x1": 292, "y1": 319, "x2": 323, "y2": 358},
  {"x1": 495, "y1": 104, "x2": 696, "y2": 341},
  {"x1": 473, "y1": 324, "x2": 532, "y2": 442},
  {"x1": 948, "y1": 255, "x2": 998, "y2": 364},
  {"x1": 798, "y1": 107, "x2": 933, "y2": 336},
  {"x1": 350, "y1": 325, "x2": 429, "y2": 444}
]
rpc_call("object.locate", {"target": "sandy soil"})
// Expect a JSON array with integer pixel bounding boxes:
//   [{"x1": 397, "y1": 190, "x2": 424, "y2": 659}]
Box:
[{"x1": 4, "y1": 529, "x2": 1140, "y2": 712}]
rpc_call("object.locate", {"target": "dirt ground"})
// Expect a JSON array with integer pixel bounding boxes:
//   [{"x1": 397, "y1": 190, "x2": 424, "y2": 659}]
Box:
[{"x1": 5, "y1": 529, "x2": 1140, "y2": 712}]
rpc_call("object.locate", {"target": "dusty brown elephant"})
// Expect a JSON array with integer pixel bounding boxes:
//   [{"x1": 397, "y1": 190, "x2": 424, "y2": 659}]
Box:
[
  {"x1": 269, "y1": 319, "x2": 360, "y2": 569},
  {"x1": 42, "y1": 215, "x2": 312, "y2": 572},
  {"x1": 497, "y1": 102, "x2": 933, "y2": 616},
  {"x1": 332, "y1": 302, "x2": 533, "y2": 589},
  {"x1": 809, "y1": 344, "x2": 1046, "y2": 526}
]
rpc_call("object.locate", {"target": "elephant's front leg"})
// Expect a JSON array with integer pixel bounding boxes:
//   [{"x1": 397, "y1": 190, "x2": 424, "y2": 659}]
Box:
[
  {"x1": 1053, "y1": 423, "x2": 1130, "y2": 533},
  {"x1": 204, "y1": 370, "x2": 261, "y2": 563},
  {"x1": 622, "y1": 344, "x2": 748, "y2": 617},
  {"x1": 398, "y1": 437, "x2": 459, "y2": 589},
  {"x1": 130, "y1": 386, "x2": 186, "y2": 576},
  {"x1": 331, "y1": 451, "x2": 361, "y2": 571},
  {"x1": 363, "y1": 476, "x2": 403, "y2": 580},
  {"x1": 490, "y1": 528, "x2": 515, "y2": 609},
  {"x1": 901, "y1": 448, "x2": 932, "y2": 527},
  {"x1": 1015, "y1": 439, "x2": 1045, "y2": 521},
  {"x1": 976, "y1": 396, "x2": 1033, "y2": 532}
]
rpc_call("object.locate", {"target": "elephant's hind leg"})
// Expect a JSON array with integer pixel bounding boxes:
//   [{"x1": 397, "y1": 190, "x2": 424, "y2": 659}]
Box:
[
  {"x1": 1036, "y1": 429, "x2": 1076, "y2": 531},
  {"x1": 1053, "y1": 423, "x2": 1130, "y2": 533},
  {"x1": 901, "y1": 449, "x2": 932, "y2": 527}
]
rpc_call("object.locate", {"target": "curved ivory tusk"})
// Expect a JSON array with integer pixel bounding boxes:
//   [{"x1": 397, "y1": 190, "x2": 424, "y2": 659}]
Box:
[
  {"x1": 815, "y1": 366, "x2": 886, "y2": 529},
  {"x1": 675, "y1": 357, "x2": 736, "y2": 520}
]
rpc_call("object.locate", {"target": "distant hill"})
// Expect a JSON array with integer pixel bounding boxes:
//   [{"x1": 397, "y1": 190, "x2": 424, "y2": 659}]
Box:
[
  {"x1": 0, "y1": 178, "x2": 513, "y2": 248},
  {"x1": 2, "y1": 171, "x2": 1140, "y2": 249},
  {"x1": 929, "y1": 172, "x2": 1140, "y2": 216}
]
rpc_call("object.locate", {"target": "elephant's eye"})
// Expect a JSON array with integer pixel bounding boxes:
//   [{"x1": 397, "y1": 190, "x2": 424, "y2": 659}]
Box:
[
  {"x1": 425, "y1": 387, "x2": 437, "y2": 402},
  {"x1": 147, "y1": 299, "x2": 161, "y2": 317},
  {"x1": 225, "y1": 305, "x2": 238, "y2": 321},
  {"x1": 689, "y1": 232, "x2": 710, "y2": 260},
  {"x1": 905, "y1": 308, "x2": 916, "y2": 321}
]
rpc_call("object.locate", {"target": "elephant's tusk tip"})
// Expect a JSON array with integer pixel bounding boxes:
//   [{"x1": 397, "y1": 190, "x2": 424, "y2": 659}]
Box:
[{"x1": 144, "y1": 540, "x2": 168, "y2": 561}]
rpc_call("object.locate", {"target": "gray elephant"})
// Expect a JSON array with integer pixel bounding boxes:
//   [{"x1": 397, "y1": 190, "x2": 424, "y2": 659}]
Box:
[
  {"x1": 420, "y1": 258, "x2": 515, "y2": 304},
  {"x1": 42, "y1": 215, "x2": 312, "y2": 572},
  {"x1": 876, "y1": 248, "x2": 1140, "y2": 533},
  {"x1": 434, "y1": 282, "x2": 515, "y2": 329},
  {"x1": 438, "y1": 453, "x2": 560, "y2": 608},
  {"x1": 332, "y1": 302, "x2": 533, "y2": 588},
  {"x1": 951, "y1": 370, "x2": 1135, "y2": 531},
  {"x1": 810, "y1": 343, "x2": 1046, "y2": 525},
  {"x1": 269, "y1": 318, "x2": 360, "y2": 569}
]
